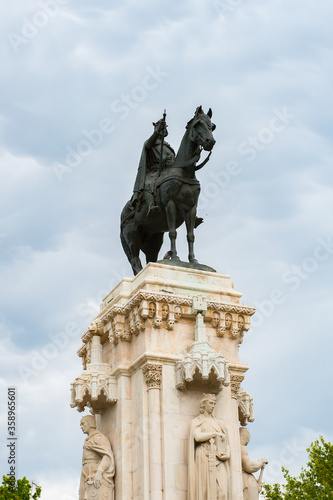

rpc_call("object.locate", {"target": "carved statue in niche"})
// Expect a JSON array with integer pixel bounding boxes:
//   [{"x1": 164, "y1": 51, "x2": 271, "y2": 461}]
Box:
[
  {"x1": 239, "y1": 427, "x2": 267, "y2": 500},
  {"x1": 188, "y1": 394, "x2": 231, "y2": 500},
  {"x1": 79, "y1": 415, "x2": 115, "y2": 500},
  {"x1": 211, "y1": 312, "x2": 220, "y2": 328}
]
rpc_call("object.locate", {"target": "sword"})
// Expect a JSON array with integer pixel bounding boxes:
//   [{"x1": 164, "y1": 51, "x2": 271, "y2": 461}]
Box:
[
  {"x1": 158, "y1": 109, "x2": 167, "y2": 176},
  {"x1": 258, "y1": 464, "x2": 266, "y2": 492},
  {"x1": 209, "y1": 437, "x2": 217, "y2": 498}
]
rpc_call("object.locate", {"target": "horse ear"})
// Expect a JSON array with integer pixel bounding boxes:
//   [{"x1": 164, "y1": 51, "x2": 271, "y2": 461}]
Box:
[
  {"x1": 207, "y1": 108, "x2": 212, "y2": 118},
  {"x1": 212, "y1": 123, "x2": 216, "y2": 131},
  {"x1": 196, "y1": 105, "x2": 203, "y2": 114}
]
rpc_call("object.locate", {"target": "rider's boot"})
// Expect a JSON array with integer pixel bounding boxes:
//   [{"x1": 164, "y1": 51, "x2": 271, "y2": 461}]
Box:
[{"x1": 145, "y1": 192, "x2": 159, "y2": 216}]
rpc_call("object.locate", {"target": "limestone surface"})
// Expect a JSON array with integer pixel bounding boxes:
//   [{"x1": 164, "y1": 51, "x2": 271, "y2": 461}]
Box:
[{"x1": 71, "y1": 263, "x2": 259, "y2": 500}]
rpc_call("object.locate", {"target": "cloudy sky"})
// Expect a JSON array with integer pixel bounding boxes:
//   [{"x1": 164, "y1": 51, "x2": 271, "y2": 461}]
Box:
[{"x1": 1, "y1": 0, "x2": 332, "y2": 498}]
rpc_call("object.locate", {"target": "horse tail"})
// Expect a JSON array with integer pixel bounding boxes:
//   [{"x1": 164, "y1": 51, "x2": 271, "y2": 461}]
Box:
[
  {"x1": 120, "y1": 228, "x2": 132, "y2": 264},
  {"x1": 120, "y1": 200, "x2": 136, "y2": 229}
]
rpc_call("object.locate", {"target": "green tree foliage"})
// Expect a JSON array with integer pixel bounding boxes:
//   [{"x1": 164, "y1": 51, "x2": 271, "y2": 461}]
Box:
[
  {"x1": 0, "y1": 476, "x2": 41, "y2": 500},
  {"x1": 262, "y1": 436, "x2": 333, "y2": 499}
]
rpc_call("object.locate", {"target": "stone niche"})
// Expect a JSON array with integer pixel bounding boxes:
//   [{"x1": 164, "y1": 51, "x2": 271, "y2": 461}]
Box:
[{"x1": 71, "y1": 262, "x2": 256, "y2": 500}]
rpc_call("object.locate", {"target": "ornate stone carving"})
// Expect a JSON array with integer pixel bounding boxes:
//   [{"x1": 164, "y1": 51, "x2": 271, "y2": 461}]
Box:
[
  {"x1": 211, "y1": 311, "x2": 220, "y2": 328},
  {"x1": 217, "y1": 326, "x2": 226, "y2": 338},
  {"x1": 210, "y1": 311, "x2": 248, "y2": 344},
  {"x1": 174, "y1": 305, "x2": 182, "y2": 321},
  {"x1": 176, "y1": 300, "x2": 229, "y2": 391},
  {"x1": 98, "y1": 290, "x2": 255, "y2": 327},
  {"x1": 139, "y1": 299, "x2": 149, "y2": 319},
  {"x1": 109, "y1": 313, "x2": 127, "y2": 344},
  {"x1": 240, "y1": 427, "x2": 268, "y2": 499},
  {"x1": 231, "y1": 328, "x2": 239, "y2": 339},
  {"x1": 166, "y1": 318, "x2": 175, "y2": 330},
  {"x1": 88, "y1": 320, "x2": 101, "y2": 334},
  {"x1": 71, "y1": 335, "x2": 117, "y2": 413},
  {"x1": 86, "y1": 341, "x2": 91, "y2": 365},
  {"x1": 207, "y1": 302, "x2": 255, "y2": 317},
  {"x1": 133, "y1": 306, "x2": 144, "y2": 333},
  {"x1": 148, "y1": 301, "x2": 156, "y2": 319},
  {"x1": 153, "y1": 316, "x2": 162, "y2": 328},
  {"x1": 238, "y1": 390, "x2": 255, "y2": 426},
  {"x1": 230, "y1": 374, "x2": 244, "y2": 399},
  {"x1": 188, "y1": 394, "x2": 231, "y2": 500},
  {"x1": 237, "y1": 315, "x2": 245, "y2": 344},
  {"x1": 108, "y1": 324, "x2": 117, "y2": 345},
  {"x1": 81, "y1": 319, "x2": 104, "y2": 343},
  {"x1": 79, "y1": 291, "x2": 254, "y2": 351},
  {"x1": 80, "y1": 415, "x2": 115, "y2": 500},
  {"x1": 225, "y1": 313, "x2": 232, "y2": 331},
  {"x1": 71, "y1": 371, "x2": 117, "y2": 413},
  {"x1": 176, "y1": 351, "x2": 229, "y2": 390},
  {"x1": 161, "y1": 303, "x2": 169, "y2": 320},
  {"x1": 237, "y1": 315, "x2": 244, "y2": 331},
  {"x1": 129, "y1": 310, "x2": 136, "y2": 337},
  {"x1": 142, "y1": 363, "x2": 162, "y2": 389}
]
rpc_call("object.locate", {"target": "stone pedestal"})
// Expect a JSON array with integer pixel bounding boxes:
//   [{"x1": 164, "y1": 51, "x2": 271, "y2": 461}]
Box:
[{"x1": 71, "y1": 263, "x2": 256, "y2": 499}]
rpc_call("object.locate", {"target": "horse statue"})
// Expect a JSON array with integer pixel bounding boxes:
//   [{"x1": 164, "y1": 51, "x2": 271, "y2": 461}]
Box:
[{"x1": 120, "y1": 106, "x2": 216, "y2": 275}]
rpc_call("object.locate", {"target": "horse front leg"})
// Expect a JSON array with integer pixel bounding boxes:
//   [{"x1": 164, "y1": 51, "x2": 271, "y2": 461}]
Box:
[
  {"x1": 184, "y1": 206, "x2": 198, "y2": 263},
  {"x1": 165, "y1": 200, "x2": 179, "y2": 260}
]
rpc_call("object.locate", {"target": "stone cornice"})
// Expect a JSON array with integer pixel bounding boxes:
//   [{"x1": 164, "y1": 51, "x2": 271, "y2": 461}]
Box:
[{"x1": 79, "y1": 291, "x2": 255, "y2": 343}]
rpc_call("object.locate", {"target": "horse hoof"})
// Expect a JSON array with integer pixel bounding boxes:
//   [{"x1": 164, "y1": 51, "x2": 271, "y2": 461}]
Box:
[
  {"x1": 171, "y1": 255, "x2": 180, "y2": 261},
  {"x1": 189, "y1": 258, "x2": 198, "y2": 264}
]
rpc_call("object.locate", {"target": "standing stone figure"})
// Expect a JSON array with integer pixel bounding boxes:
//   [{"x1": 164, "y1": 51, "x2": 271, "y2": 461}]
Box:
[
  {"x1": 79, "y1": 415, "x2": 115, "y2": 500},
  {"x1": 188, "y1": 394, "x2": 231, "y2": 500},
  {"x1": 239, "y1": 427, "x2": 268, "y2": 500},
  {"x1": 131, "y1": 116, "x2": 175, "y2": 214}
]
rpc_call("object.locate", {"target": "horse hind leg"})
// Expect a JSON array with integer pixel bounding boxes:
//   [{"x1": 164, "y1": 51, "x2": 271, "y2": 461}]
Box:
[
  {"x1": 141, "y1": 232, "x2": 164, "y2": 264},
  {"x1": 184, "y1": 206, "x2": 198, "y2": 263},
  {"x1": 120, "y1": 228, "x2": 143, "y2": 275}
]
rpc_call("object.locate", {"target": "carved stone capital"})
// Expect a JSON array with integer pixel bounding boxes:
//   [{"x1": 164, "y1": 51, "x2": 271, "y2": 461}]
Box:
[
  {"x1": 142, "y1": 363, "x2": 163, "y2": 389},
  {"x1": 230, "y1": 374, "x2": 244, "y2": 399}
]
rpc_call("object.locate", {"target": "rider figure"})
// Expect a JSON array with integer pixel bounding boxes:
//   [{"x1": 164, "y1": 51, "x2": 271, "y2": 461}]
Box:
[{"x1": 131, "y1": 118, "x2": 175, "y2": 213}]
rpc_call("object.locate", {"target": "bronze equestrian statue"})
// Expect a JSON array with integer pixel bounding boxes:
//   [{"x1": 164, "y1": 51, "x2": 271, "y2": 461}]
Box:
[{"x1": 120, "y1": 106, "x2": 216, "y2": 275}]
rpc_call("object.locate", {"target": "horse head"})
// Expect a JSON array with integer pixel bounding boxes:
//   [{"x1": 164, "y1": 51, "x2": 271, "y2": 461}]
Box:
[{"x1": 186, "y1": 106, "x2": 216, "y2": 151}]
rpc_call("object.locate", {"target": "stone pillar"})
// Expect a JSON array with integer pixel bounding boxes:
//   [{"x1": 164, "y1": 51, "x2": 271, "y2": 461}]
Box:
[
  {"x1": 113, "y1": 373, "x2": 133, "y2": 500},
  {"x1": 229, "y1": 372, "x2": 246, "y2": 499},
  {"x1": 143, "y1": 363, "x2": 163, "y2": 500},
  {"x1": 90, "y1": 334, "x2": 102, "y2": 363}
]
